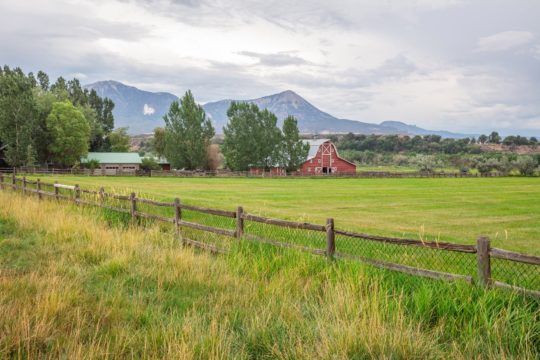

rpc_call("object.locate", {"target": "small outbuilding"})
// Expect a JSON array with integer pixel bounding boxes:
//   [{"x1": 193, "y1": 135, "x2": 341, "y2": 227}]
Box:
[{"x1": 81, "y1": 152, "x2": 142, "y2": 175}]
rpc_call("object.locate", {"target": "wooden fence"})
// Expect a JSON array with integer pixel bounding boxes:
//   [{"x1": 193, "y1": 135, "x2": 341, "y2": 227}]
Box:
[
  {"x1": 0, "y1": 167, "x2": 508, "y2": 178},
  {"x1": 0, "y1": 173, "x2": 538, "y2": 298}
]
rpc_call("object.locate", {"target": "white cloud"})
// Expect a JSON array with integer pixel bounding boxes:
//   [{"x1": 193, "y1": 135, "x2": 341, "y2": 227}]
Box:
[
  {"x1": 143, "y1": 104, "x2": 155, "y2": 115},
  {"x1": 476, "y1": 31, "x2": 535, "y2": 52}
]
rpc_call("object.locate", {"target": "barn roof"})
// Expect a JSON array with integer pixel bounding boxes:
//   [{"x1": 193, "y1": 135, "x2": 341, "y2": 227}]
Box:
[
  {"x1": 305, "y1": 139, "x2": 330, "y2": 160},
  {"x1": 81, "y1": 152, "x2": 142, "y2": 164}
]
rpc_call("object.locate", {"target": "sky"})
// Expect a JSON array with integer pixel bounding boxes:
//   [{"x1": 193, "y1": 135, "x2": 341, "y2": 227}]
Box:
[{"x1": 1, "y1": 0, "x2": 540, "y2": 135}]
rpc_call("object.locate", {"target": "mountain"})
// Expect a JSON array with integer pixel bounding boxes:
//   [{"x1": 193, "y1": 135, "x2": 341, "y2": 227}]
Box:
[
  {"x1": 84, "y1": 80, "x2": 178, "y2": 134},
  {"x1": 203, "y1": 90, "x2": 468, "y2": 137},
  {"x1": 84, "y1": 80, "x2": 468, "y2": 137}
]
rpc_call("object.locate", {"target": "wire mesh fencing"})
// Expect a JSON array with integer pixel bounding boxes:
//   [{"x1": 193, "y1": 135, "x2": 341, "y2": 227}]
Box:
[{"x1": 0, "y1": 175, "x2": 538, "y2": 297}]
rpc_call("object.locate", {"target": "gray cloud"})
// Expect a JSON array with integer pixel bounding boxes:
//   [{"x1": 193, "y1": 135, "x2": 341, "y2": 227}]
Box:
[
  {"x1": 1, "y1": 0, "x2": 540, "y2": 134},
  {"x1": 237, "y1": 51, "x2": 310, "y2": 66}
]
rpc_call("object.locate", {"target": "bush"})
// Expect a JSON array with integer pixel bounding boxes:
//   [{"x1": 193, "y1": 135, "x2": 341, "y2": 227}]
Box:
[
  {"x1": 140, "y1": 157, "x2": 161, "y2": 171},
  {"x1": 411, "y1": 155, "x2": 442, "y2": 173},
  {"x1": 515, "y1": 156, "x2": 536, "y2": 176}
]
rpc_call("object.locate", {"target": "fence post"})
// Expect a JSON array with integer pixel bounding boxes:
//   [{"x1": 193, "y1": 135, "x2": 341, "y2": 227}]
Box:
[
  {"x1": 476, "y1": 236, "x2": 492, "y2": 287},
  {"x1": 12, "y1": 173, "x2": 16, "y2": 190},
  {"x1": 130, "y1": 192, "x2": 137, "y2": 221},
  {"x1": 37, "y1": 178, "x2": 42, "y2": 200},
  {"x1": 326, "y1": 218, "x2": 335, "y2": 260},
  {"x1": 54, "y1": 181, "x2": 59, "y2": 200},
  {"x1": 74, "y1": 184, "x2": 80, "y2": 205},
  {"x1": 174, "y1": 197, "x2": 181, "y2": 232},
  {"x1": 23, "y1": 176, "x2": 27, "y2": 195},
  {"x1": 236, "y1": 206, "x2": 244, "y2": 239},
  {"x1": 0, "y1": 173, "x2": 3, "y2": 190},
  {"x1": 99, "y1": 187, "x2": 104, "y2": 203}
]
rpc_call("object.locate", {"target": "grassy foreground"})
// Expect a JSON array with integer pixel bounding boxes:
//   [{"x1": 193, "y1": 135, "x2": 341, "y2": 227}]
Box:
[
  {"x1": 27, "y1": 175, "x2": 540, "y2": 254},
  {"x1": 0, "y1": 191, "x2": 539, "y2": 358}
]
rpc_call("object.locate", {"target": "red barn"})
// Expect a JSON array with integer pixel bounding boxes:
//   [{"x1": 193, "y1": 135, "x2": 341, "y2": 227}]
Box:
[{"x1": 297, "y1": 139, "x2": 356, "y2": 175}]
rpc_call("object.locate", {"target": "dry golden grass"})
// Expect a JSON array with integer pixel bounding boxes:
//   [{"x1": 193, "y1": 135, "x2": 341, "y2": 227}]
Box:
[{"x1": 0, "y1": 191, "x2": 538, "y2": 359}]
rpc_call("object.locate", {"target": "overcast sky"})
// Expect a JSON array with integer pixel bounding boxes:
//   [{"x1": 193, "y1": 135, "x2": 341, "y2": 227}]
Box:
[{"x1": 1, "y1": 0, "x2": 540, "y2": 134}]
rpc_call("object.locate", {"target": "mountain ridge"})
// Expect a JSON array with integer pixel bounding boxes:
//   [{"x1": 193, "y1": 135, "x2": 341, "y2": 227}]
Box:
[{"x1": 84, "y1": 80, "x2": 469, "y2": 137}]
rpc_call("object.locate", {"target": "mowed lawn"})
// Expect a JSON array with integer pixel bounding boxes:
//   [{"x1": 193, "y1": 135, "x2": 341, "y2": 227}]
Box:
[{"x1": 28, "y1": 175, "x2": 540, "y2": 254}]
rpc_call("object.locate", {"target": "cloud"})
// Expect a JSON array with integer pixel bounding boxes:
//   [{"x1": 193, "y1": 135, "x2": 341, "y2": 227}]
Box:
[
  {"x1": 237, "y1": 51, "x2": 310, "y2": 66},
  {"x1": 476, "y1": 31, "x2": 535, "y2": 52}
]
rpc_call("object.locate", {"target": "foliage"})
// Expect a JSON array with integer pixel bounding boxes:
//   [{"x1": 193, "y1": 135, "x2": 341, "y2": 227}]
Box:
[
  {"x1": 25, "y1": 144, "x2": 38, "y2": 167},
  {"x1": 152, "y1": 127, "x2": 166, "y2": 159},
  {"x1": 108, "y1": 127, "x2": 131, "y2": 152},
  {"x1": 222, "y1": 102, "x2": 282, "y2": 171},
  {"x1": 0, "y1": 66, "x2": 38, "y2": 166},
  {"x1": 280, "y1": 115, "x2": 309, "y2": 172},
  {"x1": 515, "y1": 156, "x2": 537, "y2": 176},
  {"x1": 0, "y1": 65, "x2": 115, "y2": 166},
  {"x1": 410, "y1": 154, "x2": 442, "y2": 172},
  {"x1": 140, "y1": 157, "x2": 161, "y2": 171},
  {"x1": 46, "y1": 101, "x2": 91, "y2": 166},
  {"x1": 163, "y1": 90, "x2": 215, "y2": 170},
  {"x1": 84, "y1": 159, "x2": 101, "y2": 170}
]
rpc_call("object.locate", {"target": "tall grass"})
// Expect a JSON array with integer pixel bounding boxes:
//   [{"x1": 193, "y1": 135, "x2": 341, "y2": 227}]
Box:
[{"x1": 0, "y1": 191, "x2": 538, "y2": 359}]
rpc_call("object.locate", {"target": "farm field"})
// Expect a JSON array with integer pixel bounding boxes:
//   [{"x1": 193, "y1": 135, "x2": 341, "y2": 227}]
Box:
[
  {"x1": 26, "y1": 175, "x2": 540, "y2": 254},
  {"x1": 0, "y1": 191, "x2": 539, "y2": 358}
]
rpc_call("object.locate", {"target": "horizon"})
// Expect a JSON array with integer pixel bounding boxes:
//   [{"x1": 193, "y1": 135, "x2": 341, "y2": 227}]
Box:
[{"x1": 2, "y1": 1, "x2": 540, "y2": 136}]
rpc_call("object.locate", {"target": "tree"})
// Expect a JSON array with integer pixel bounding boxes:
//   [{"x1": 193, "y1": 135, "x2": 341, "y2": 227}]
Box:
[
  {"x1": 280, "y1": 115, "x2": 309, "y2": 172},
  {"x1": 488, "y1": 131, "x2": 501, "y2": 144},
  {"x1": 25, "y1": 144, "x2": 38, "y2": 167},
  {"x1": 478, "y1": 134, "x2": 488, "y2": 144},
  {"x1": 515, "y1": 156, "x2": 536, "y2": 176},
  {"x1": 163, "y1": 90, "x2": 215, "y2": 170},
  {"x1": 109, "y1": 127, "x2": 131, "y2": 152},
  {"x1": 222, "y1": 102, "x2": 282, "y2": 171},
  {"x1": 141, "y1": 157, "x2": 161, "y2": 171},
  {"x1": 0, "y1": 66, "x2": 38, "y2": 166},
  {"x1": 152, "y1": 127, "x2": 166, "y2": 158},
  {"x1": 37, "y1": 70, "x2": 49, "y2": 90},
  {"x1": 46, "y1": 101, "x2": 90, "y2": 166}
]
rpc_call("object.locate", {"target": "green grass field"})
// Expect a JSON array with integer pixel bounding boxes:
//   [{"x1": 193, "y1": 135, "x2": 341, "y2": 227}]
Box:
[
  {"x1": 0, "y1": 191, "x2": 538, "y2": 358},
  {"x1": 26, "y1": 175, "x2": 540, "y2": 254}
]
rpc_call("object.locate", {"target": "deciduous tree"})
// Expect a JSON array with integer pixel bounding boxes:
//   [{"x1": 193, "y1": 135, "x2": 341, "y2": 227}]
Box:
[{"x1": 163, "y1": 90, "x2": 215, "y2": 170}]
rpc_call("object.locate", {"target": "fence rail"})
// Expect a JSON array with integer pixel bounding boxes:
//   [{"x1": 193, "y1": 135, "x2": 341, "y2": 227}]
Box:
[
  {"x1": 0, "y1": 173, "x2": 538, "y2": 298},
  {"x1": 0, "y1": 167, "x2": 509, "y2": 178}
]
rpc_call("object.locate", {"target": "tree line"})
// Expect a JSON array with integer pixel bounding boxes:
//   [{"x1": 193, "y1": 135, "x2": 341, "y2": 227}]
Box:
[
  {"x1": 151, "y1": 91, "x2": 309, "y2": 172},
  {"x1": 0, "y1": 66, "x2": 131, "y2": 167}
]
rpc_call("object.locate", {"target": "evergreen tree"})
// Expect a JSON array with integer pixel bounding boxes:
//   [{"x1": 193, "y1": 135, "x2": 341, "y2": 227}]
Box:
[{"x1": 163, "y1": 90, "x2": 215, "y2": 170}]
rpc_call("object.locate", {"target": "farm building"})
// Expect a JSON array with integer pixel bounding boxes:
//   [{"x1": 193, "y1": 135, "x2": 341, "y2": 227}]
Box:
[
  {"x1": 297, "y1": 139, "x2": 356, "y2": 175},
  {"x1": 81, "y1": 153, "x2": 142, "y2": 174},
  {"x1": 249, "y1": 139, "x2": 356, "y2": 175}
]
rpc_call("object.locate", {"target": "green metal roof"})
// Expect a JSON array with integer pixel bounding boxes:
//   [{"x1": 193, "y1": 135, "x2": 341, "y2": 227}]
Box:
[{"x1": 81, "y1": 152, "x2": 142, "y2": 164}]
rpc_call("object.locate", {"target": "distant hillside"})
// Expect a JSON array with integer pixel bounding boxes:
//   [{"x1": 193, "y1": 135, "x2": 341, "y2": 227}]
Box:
[
  {"x1": 84, "y1": 80, "x2": 178, "y2": 134},
  {"x1": 203, "y1": 90, "x2": 469, "y2": 138},
  {"x1": 84, "y1": 80, "x2": 468, "y2": 137}
]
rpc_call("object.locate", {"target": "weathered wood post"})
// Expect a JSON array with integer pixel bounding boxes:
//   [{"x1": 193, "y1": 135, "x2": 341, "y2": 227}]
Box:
[
  {"x1": 130, "y1": 192, "x2": 137, "y2": 221},
  {"x1": 174, "y1": 198, "x2": 181, "y2": 234},
  {"x1": 54, "y1": 181, "x2": 59, "y2": 200},
  {"x1": 476, "y1": 236, "x2": 492, "y2": 287},
  {"x1": 326, "y1": 218, "x2": 336, "y2": 260},
  {"x1": 99, "y1": 187, "x2": 105, "y2": 204},
  {"x1": 0, "y1": 173, "x2": 3, "y2": 190},
  {"x1": 74, "y1": 184, "x2": 80, "y2": 205},
  {"x1": 236, "y1": 206, "x2": 244, "y2": 239},
  {"x1": 22, "y1": 176, "x2": 27, "y2": 195},
  {"x1": 37, "y1": 178, "x2": 42, "y2": 200},
  {"x1": 12, "y1": 173, "x2": 16, "y2": 190}
]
